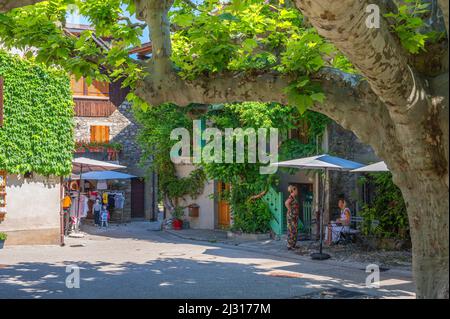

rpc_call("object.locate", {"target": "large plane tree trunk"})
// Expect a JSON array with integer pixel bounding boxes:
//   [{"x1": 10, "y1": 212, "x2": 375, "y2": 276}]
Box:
[
  {"x1": 295, "y1": 0, "x2": 449, "y2": 299},
  {"x1": 401, "y1": 174, "x2": 449, "y2": 298}
]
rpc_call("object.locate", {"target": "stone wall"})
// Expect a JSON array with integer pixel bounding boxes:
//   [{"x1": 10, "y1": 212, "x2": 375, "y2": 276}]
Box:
[
  {"x1": 74, "y1": 101, "x2": 155, "y2": 220},
  {"x1": 74, "y1": 102, "x2": 143, "y2": 175}
]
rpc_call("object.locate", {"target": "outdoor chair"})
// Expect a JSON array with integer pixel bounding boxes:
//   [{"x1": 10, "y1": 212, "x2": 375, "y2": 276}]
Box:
[{"x1": 336, "y1": 227, "x2": 359, "y2": 246}]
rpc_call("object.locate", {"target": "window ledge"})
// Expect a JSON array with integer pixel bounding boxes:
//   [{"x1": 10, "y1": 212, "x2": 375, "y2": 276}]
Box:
[{"x1": 73, "y1": 95, "x2": 110, "y2": 101}]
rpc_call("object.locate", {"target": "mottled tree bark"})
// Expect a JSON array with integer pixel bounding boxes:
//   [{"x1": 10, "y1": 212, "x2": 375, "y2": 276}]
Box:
[{"x1": 438, "y1": 0, "x2": 449, "y2": 35}]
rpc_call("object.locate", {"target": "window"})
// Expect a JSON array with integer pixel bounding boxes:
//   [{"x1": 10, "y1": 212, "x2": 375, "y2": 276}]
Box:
[
  {"x1": 90, "y1": 125, "x2": 110, "y2": 143},
  {"x1": 70, "y1": 76, "x2": 109, "y2": 98}
]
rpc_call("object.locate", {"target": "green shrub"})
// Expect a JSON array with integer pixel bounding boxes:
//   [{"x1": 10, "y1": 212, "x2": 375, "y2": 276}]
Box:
[
  {"x1": 358, "y1": 173, "x2": 409, "y2": 240},
  {"x1": 232, "y1": 199, "x2": 272, "y2": 234},
  {"x1": 0, "y1": 232, "x2": 7, "y2": 241}
]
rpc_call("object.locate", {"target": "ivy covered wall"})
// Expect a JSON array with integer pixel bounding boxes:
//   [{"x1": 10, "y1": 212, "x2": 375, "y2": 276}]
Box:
[{"x1": 0, "y1": 51, "x2": 74, "y2": 176}]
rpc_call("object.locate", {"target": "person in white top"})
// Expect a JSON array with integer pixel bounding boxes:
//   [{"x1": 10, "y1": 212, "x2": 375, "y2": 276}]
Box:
[
  {"x1": 326, "y1": 198, "x2": 351, "y2": 244},
  {"x1": 335, "y1": 198, "x2": 351, "y2": 227}
]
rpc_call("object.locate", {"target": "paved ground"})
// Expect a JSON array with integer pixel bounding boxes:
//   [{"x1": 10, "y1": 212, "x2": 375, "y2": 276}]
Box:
[{"x1": 0, "y1": 222, "x2": 416, "y2": 299}]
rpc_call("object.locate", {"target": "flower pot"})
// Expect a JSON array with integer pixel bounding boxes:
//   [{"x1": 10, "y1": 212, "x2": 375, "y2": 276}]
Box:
[
  {"x1": 0, "y1": 240, "x2": 4, "y2": 249},
  {"x1": 88, "y1": 147, "x2": 103, "y2": 152},
  {"x1": 0, "y1": 212, "x2": 6, "y2": 222},
  {"x1": 172, "y1": 219, "x2": 183, "y2": 230}
]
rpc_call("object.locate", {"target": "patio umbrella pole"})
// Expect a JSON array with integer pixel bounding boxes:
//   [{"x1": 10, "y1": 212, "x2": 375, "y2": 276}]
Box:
[{"x1": 311, "y1": 168, "x2": 331, "y2": 260}]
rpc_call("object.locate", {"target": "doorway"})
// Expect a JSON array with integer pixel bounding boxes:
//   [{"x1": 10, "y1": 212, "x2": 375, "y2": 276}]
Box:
[
  {"x1": 217, "y1": 181, "x2": 231, "y2": 227},
  {"x1": 131, "y1": 178, "x2": 145, "y2": 218}
]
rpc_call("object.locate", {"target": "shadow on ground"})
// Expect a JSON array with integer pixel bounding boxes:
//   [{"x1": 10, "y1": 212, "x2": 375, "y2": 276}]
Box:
[{"x1": 0, "y1": 251, "x2": 413, "y2": 299}]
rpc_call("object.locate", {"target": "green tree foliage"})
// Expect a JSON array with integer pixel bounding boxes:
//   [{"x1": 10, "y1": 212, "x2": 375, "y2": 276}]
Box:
[
  {"x1": 0, "y1": 0, "x2": 144, "y2": 90},
  {"x1": 0, "y1": 51, "x2": 74, "y2": 176},
  {"x1": 170, "y1": 0, "x2": 334, "y2": 113},
  {"x1": 0, "y1": 0, "x2": 437, "y2": 111},
  {"x1": 385, "y1": 0, "x2": 445, "y2": 54},
  {"x1": 358, "y1": 173, "x2": 409, "y2": 240}
]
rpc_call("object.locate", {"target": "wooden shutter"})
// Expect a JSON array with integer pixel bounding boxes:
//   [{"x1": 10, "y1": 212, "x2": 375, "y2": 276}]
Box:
[
  {"x1": 87, "y1": 80, "x2": 109, "y2": 97},
  {"x1": 70, "y1": 75, "x2": 85, "y2": 96},
  {"x1": 90, "y1": 125, "x2": 110, "y2": 143},
  {"x1": 0, "y1": 77, "x2": 3, "y2": 127},
  {"x1": 71, "y1": 76, "x2": 109, "y2": 98}
]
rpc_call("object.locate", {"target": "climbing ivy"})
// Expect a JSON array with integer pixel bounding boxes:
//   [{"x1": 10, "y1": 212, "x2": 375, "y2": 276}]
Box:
[
  {"x1": 0, "y1": 51, "x2": 74, "y2": 176},
  {"x1": 170, "y1": 1, "x2": 339, "y2": 114},
  {"x1": 135, "y1": 100, "x2": 330, "y2": 232},
  {"x1": 202, "y1": 102, "x2": 329, "y2": 233}
]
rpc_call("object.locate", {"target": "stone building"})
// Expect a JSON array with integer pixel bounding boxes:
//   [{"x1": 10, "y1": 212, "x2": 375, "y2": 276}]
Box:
[
  {"x1": 71, "y1": 77, "x2": 157, "y2": 222},
  {"x1": 67, "y1": 24, "x2": 157, "y2": 223}
]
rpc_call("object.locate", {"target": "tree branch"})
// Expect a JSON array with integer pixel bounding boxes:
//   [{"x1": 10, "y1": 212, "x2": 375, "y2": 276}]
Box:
[
  {"x1": 135, "y1": 67, "x2": 407, "y2": 171},
  {"x1": 0, "y1": 0, "x2": 43, "y2": 12},
  {"x1": 118, "y1": 16, "x2": 147, "y2": 29},
  {"x1": 294, "y1": 0, "x2": 420, "y2": 111},
  {"x1": 135, "y1": 0, "x2": 174, "y2": 75},
  {"x1": 182, "y1": 0, "x2": 201, "y2": 11}
]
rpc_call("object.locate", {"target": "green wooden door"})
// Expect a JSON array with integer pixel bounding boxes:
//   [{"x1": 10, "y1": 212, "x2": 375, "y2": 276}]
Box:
[{"x1": 263, "y1": 187, "x2": 285, "y2": 236}]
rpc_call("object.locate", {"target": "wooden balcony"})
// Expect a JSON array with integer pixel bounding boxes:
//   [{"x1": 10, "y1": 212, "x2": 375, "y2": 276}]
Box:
[{"x1": 74, "y1": 98, "x2": 116, "y2": 117}]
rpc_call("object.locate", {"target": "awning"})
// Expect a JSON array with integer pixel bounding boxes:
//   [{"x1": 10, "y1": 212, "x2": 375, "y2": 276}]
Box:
[
  {"x1": 72, "y1": 157, "x2": 126, "y2": 174},
  {"x1": 272, "y1": 154, "x2": 364, "y2": 171},
  {"x1": 351, "y1": 161, "x2": 389, "y2": 172},
  {"x1": 80, "y1": 171, "x2": 137, "y2": 180}
]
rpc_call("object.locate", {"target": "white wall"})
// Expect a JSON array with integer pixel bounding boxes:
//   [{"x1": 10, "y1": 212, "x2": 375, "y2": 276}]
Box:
[
  {"x1": 174, "y1": 162, "x2": 216, "y2": 230},
  {"x1": 0, "y1": 174, "x2": 61, "y2": 244}
]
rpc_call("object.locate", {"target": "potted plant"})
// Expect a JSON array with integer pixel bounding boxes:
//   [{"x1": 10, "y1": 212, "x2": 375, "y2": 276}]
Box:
[
  {"x1": 0, "y1": 232, "x2": 7, "y2": 249},
  {"x1": 172, "y1": 206, "x2": 184, "y2": 230}
]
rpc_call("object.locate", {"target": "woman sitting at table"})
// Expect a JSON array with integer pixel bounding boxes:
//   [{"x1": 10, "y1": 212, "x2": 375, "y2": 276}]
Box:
[{"x1": 326, "y1": 197, "x2": 351, "y2": 243}]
